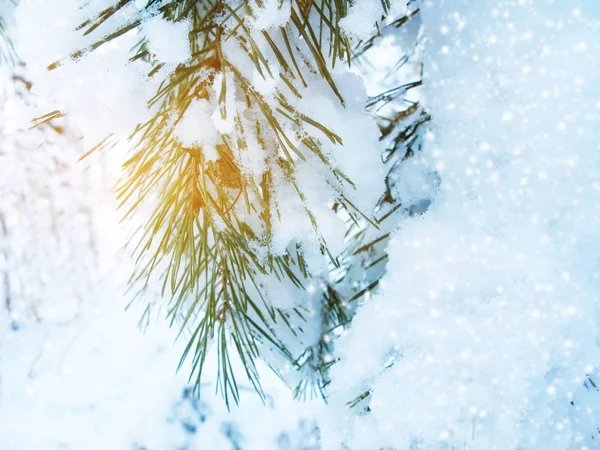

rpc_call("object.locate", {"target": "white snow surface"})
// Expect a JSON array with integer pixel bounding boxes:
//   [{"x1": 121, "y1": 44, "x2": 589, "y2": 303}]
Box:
[{"x1": 321, "y1": 1, "x2": 600, "y2": 449}]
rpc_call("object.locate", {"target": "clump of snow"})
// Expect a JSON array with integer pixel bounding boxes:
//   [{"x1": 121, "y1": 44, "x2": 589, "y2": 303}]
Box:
[
  {"x1": 248, "y1": 0, "x2": 291, "y2": 30},
  {"x1": 340, "y1": 0, "x2": 412, "y2": 41},
  {"x1": 389, "y1": 156, "x2": 439, "y2": 206},
  {"x1": 143, "y1": 15, "x2": 191, "y2": 66},
  {"x1": 340, "y1": 0, "x2": 383, "y2": 40},
  {"x1": 175, "y1": 97, "x2": 220, "y2": 161}
]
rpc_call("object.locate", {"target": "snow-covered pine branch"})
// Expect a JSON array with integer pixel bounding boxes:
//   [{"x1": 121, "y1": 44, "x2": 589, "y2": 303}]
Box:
[{"x1": 10, "y1": 0, "x2": 414, "y2": 404}]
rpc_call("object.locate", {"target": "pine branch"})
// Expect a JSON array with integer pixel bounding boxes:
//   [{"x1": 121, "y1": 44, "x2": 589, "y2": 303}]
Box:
[{"x1": 48, "y1": 0, "x2": 386, "y2": 404}]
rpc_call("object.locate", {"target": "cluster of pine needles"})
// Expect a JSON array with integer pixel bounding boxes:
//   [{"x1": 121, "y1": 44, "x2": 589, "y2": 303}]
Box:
[{"x1": 29, "y1": 0, "x2": 428, "y2": 408}]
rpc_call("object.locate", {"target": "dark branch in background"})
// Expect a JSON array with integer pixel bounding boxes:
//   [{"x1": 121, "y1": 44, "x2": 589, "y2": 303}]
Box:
[
  {"x1": 0, "y1": 17, "x2": 69, "y2": 328},
  {"x1": 0, "y1": 15, "x2": 18, "y2": 330},
  {"x1": 0, "y1": 16, "x2": 19, "y2": 66},
  {"x1": 0, "y1": 212, "x2": 14, "y2": 324}
]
